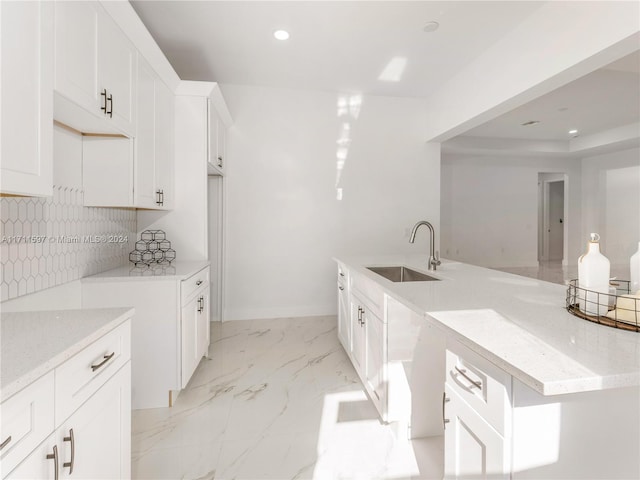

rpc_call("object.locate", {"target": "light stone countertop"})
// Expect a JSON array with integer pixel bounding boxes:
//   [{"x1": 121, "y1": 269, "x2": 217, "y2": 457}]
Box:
[
  {"x1": 81, "y1": 260, "x2": 210, "y2": 282},
  {"x1": 0, "y1": 307, "x2": 134, "y2": 402},
  {"x1": 336, "y1": 254, "x2": 640, "y2": 396}
]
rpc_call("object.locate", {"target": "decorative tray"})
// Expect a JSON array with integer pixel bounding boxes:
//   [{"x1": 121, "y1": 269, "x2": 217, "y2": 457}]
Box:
[{"x1": 566, "y1": 279, "x2": 639, "y2": 332}]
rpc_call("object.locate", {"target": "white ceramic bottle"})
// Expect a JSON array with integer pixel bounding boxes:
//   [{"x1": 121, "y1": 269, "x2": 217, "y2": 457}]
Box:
[
  {"x1": 631, "y1": 242, "x2": 640, "y2": 294},
  {"x1": 578, "y1": 233, "x2": 610, "y2": 316}
]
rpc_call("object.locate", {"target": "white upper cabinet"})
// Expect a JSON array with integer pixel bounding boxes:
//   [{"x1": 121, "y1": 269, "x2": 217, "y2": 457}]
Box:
[
  {"x1": 133, "y1": 56, "x2": 175, "y2": 210},
  {"x1": 206, "y1": 87, "x2": 232, "y2": 176},
  {"x1": 0, "y1": 1, "x2": 53, "y2": 197},
  {"x1": 54, "y1": 1, "x2": 136, "y2": 136},
  {"x1": 82, "y1": 37, "x2": 174, "y2": 209}
]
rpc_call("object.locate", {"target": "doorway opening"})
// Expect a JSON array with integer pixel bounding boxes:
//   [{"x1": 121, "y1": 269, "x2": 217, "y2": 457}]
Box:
[{"x1": 538, "y1": 173, "x2": 568, "y2": 266}]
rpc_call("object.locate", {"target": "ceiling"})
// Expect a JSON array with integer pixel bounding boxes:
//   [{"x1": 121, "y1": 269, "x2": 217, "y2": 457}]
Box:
[
  {"x1": 460, "y1": 52, "x2": 640, "y2": 141},
  {"x1": 131, "y1": 1, "x2": 639, "y2": 150},
  {"x1": 130, "y1": 1, "x2": 543, "y2": 97}
]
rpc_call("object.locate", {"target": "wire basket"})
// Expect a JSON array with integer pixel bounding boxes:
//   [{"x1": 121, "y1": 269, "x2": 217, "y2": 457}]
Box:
[{"x1": 566, "y1": 279, "x2": 639, "y2": 332}]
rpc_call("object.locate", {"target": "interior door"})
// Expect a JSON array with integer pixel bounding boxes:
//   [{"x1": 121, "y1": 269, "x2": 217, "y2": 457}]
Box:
[{"x1": 548, "y1": 181, "x2": 564, "y2": 261}]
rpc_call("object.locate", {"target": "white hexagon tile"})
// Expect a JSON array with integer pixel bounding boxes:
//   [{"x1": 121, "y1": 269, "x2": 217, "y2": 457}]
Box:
[{"x1": 0, "y1": 186, "x2": 136, "y2": 301}]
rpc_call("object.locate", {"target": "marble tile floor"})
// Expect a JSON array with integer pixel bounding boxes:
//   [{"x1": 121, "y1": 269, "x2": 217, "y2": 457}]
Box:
[{"x1": 131, "y1": 316, "x2": 443, "y2": 480}]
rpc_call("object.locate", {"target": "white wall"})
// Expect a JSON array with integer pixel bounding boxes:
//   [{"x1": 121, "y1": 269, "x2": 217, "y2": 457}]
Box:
[
  {"x1": 441, "y1": 155, "x2": 582, "y2": 268},
  {"x1": 581, "y1": 147, "x2": 640, "y2": 267},
  {"x1": 220, "y1": 84, "x2": 439, "y2": 320}
]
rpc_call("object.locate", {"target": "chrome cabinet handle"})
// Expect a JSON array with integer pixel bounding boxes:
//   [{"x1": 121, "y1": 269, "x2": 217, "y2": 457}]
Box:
[
  {"x1": 339, "y1": 272, "x2": 345, "y2": 277},
  {"x1": 442, "y1": 392, "x2": 450, "y2": 429},
  {"x1": 454, "y1": 366, "x2": 482, "y2": 389},
  {"x1": 107, "y1": 94, "x2": 113, "y2": 117},
  {"x1": 338, "y1": 285, "x2": 344, "y2": 291},
  {"x1": 0, "y1": 435, "x2": 11, "y2": 450},
  {"x1": 63, "y1": 428, "x2": 75, "y2": 474},
  {"x1": 196, "y1": 280, "x2": 203, "y2": 286},
  {"x1": 91, "y1": 352, "x2": 115, "y2": 371},
  {"x1": 46, "y1": 445, "x2": 59, "y2": 480},
  {"x1": 100, "y1": 89, "x2": 107, "y2": 114},
  {"x1": 217, "y1": 156, "x2": 223, "y2": 168}
]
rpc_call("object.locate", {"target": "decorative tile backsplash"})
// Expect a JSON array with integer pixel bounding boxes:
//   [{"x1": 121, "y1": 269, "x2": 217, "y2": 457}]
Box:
[{"x1": 0, "y1": 186, "x2": 136, "y2": 302}]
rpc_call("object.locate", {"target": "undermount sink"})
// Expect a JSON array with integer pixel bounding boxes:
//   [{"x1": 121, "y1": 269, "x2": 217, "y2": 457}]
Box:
[{"x1": 366, "y1": 266, "x2": 440, "y2": 283}]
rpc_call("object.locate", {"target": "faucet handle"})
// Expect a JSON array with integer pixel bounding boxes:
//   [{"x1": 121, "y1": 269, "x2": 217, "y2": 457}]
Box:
[{"x1": 434, "y1": 251, "x2": 442, "y2": 266}]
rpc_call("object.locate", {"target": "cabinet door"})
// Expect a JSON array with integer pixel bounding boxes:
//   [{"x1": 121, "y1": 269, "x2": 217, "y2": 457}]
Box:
[
  {"x1": 181, "y1": 293, "x2": 200, "y2": 388},
  {"x1": 207, "y1": 100, "x2": 222, "y2": 175},
  {"x1": 3, "y1": 434, "x2": 57, "y2": 480},
  {"x1": 337, "y1": 282, "x2": 350, "y2": 352},
  {"x1": 444, "y1": 386, "x2": 509, "y2": 479},
  {"x1": 365, "y1": 309, "x2": 385, "y2": 414},
  {"x1": 1, "y1": 1, "x2": 53, "y2": 197},
  {"x1": 134, "y1": 56, "x2": 157, "y2": 208},
  {"x1": 349, "y1": 298, "x2": 365, "y2": 373},
  {"x1": 54, "y1": 0, "x2": 99, "y2": 116},
  {"x1": 216, "y1": 114, "x2": 226, "y2": 173},
  {"x1": 196, "y1": 290, "x2": 210, "y2": 359},
  {"x1": 98, "y1": 9, "x2": 135, "y2": 136},
  {"x1": 155, "y1": 79, "x2": 174, "y2": 210},
  {"x1": 57, "y1": 364, "x2": 131, "y2": 480}
]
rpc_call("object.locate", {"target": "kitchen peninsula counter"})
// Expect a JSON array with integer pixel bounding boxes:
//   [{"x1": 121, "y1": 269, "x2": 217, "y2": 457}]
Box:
[{"x1": 335, "y1": 255, "x2": 640, "y2": 396}]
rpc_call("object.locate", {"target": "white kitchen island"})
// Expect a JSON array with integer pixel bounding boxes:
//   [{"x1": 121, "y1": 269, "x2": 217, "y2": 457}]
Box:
[{"x1": 335, "y1": 255, "x2": 640, "y2": 479}]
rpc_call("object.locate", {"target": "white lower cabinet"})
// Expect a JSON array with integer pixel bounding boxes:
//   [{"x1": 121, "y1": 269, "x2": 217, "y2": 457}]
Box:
[
  {"x1": 443, "y1": 339, "x2": 640, "y2": 479},
  {"x1": 82, "y1": 264, "x2": 211, "y2": 408},
  {"x1": 343, "y1": 272, "x2": 387, "y2": 420},
  {"x1": 444, "y1": 385, "x2": 509, "y2": 480},
  {"x1": 1, "y1": 320, "x2": 131, "y2": 480}
]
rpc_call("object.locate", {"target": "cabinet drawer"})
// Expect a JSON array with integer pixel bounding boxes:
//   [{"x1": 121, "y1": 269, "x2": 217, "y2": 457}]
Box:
[
  {"x1": 181, "y1": 267, "x2": 210, "y2": 303},
  {"x1": 0, "y1": 372, "x2": 55, "y2": 477},
  {"x1": 446, "y1": 341, "x2": 511, "y2": 436},
  {"x1": 55, "y1": 321, "x2": 131, "y2": 424}
]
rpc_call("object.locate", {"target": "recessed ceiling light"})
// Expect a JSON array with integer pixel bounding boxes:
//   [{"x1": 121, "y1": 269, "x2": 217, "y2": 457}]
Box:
[
  {"x1": 569, "y1": 129, "x2": 579, "y2": 137},
  {"x1": 521, "y1": 120, "x2": 540, "y2": 126},
  {"x1": 273, "y1": 30, "x2": 290, "y2": 41},
  {"x1": 423, "y1": 21, "x2": 440, "y2": 33}
]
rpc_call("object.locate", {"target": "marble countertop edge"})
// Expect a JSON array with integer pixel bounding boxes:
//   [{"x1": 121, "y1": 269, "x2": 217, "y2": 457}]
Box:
[{"x1": 1, "y1": 307, "x2": 134, "y2": 402}]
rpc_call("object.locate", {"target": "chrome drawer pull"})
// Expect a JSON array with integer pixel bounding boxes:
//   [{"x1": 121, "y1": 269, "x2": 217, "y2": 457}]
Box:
[
  {"x1": 63, "y1": 428, "x2": 75, "y2": 474},
  {"x1": 338, "y1": 285, "x2": 344, "y2": 291},
  {"x1": 46, "y1": 445, "x2": 59, "y2": 480},
  {"x1": 442, "y1": 392, "x2": 450, "y2": 429},
  {"x1": 454, "y1": 366, "x2": 482, "y2": 389},
  {"x1": 0, "y1": 435, "x2": 11, "y2": 450},
  {"x1": 196, "y1": 280, "x2": 203, "y2": 286},
  {"x1": 91, "y1": 352, "x2": 115, "y2": 371}
]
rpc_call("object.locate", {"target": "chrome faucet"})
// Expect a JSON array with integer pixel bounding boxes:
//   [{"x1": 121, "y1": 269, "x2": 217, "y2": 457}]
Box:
[{"x1": 409, "y1": 221, "x2": 441, "y2": 271}]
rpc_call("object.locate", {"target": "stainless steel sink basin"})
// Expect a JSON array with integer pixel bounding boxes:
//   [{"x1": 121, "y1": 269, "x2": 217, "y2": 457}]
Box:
[{"x1": 366, "y1": 266, "x2": 440, "y2": 283}]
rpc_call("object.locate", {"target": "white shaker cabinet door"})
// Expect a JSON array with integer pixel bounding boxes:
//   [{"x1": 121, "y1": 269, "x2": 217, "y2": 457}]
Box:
[
  {"x1": 444, "y1": 385, "x2": 509, "y2": 480},
  {"x1": 134, "y1": 56, "x2": 158, "y2": 209},
  {"x1": 349, "y1": 297, "x2": 366, "y2": 373},
  {"x1": 98, "y1": 9, "x2": 136, "y2": 136},
  {"x1": 196, "y1": 288, "x2": 210, "y2": 359},
  {"x1": 337, "y1": 281, "x2": 350, "y2": 352},
  {"x1": 56, "y1": 364, "x2": 131, "y2": 480},
  {"x1": 0, "y1": 1, "x2": 53, "y2": 197},
  {"x1": 54, "y1": 1, "x2": 100, "y2": 116},
  {"x1": 3, "y1": 434, "x2": 58, "y2": 480},
  {"x1": 154, "y1": 79, "x2": 175, "y2": 210},
  {"x1": 365, "y1": 309, "x2": 385, "y2": 415},
  {"x1": 181, "y1": 293, "x2": 201, "y2": 389}
]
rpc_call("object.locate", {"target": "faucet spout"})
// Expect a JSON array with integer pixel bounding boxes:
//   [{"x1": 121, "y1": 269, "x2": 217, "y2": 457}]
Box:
[{"x1": 409, "y1": 221, "x2": 441, "y2": 271}]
